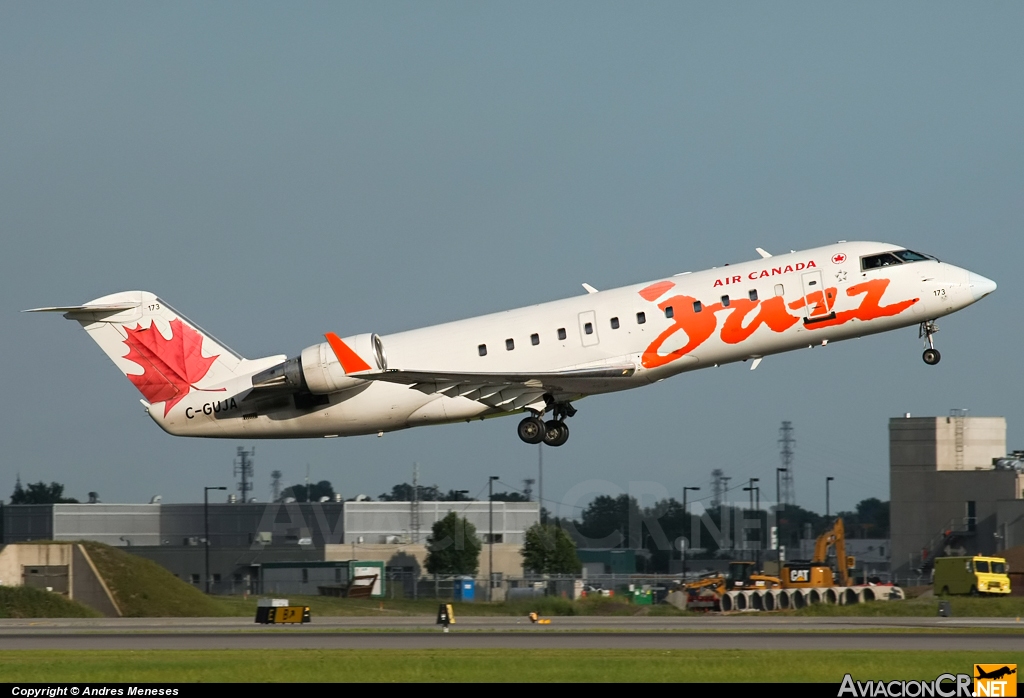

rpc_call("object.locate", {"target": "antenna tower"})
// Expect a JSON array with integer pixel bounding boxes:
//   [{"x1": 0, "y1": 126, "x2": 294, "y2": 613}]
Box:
[
  {"x1": 270, "y1": 470, "x2": 283, "y2": 502},
  {"x1": 779, "y1": 421, "x2": 795, "y2": 505},
  {"x1": 234, "y1": 447, "x2": 255, "y2": 503},
  {"x1": 710, "y1": 469, "x2": 725, "y2": 508},
  {"x1": 411, "y1": 463, "x2": 420, "y2": 544}
]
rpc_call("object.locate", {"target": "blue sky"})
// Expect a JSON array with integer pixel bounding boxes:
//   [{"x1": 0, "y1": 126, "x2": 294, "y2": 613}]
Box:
[{"x1": 2, "y1": 2, "x2": 1021, "y2": 516}]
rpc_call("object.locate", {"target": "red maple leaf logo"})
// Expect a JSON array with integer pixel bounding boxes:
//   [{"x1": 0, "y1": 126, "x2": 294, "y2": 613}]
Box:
[{"x1": 122, "y1": 318, "x2": 221, "y2": 416}]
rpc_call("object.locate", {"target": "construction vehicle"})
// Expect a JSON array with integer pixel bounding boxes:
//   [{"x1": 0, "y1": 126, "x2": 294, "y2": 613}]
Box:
[
  {"x1": 780, "y1": 517, "x2": 855, "y2": 589},
  {"x1": 683, "y1": 561, "x2": 781, "y2": 608}
]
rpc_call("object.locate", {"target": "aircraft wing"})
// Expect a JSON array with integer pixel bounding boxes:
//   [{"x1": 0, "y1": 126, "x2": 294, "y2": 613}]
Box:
[{"x1": 356, "y1": 364, "x2": 636, "y2": 412}]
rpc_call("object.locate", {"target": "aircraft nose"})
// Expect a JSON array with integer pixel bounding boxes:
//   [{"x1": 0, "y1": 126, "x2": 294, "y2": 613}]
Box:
[{"x1": 968, "y1": 272, "x2": 997, "y2": 302}]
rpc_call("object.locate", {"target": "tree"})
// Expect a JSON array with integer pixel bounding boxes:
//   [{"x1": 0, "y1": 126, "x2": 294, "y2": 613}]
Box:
[
  {"x1": 10, "y1": 480, "x2": 78, "y2": 504},
  {"x1": 522, "y1": 523, "x2": 581, "y2": 575},
  {"x1": 378, "y1": 483, "x2": 442, "y2": 502},
  {"x1": 282, "y1": 480, "x2": 335, "y2": 502},
  {"x1": 490, "y1": 491, "x2": 529, "y2": 502},
  {"x1": 425, "y1": 511, "x2": 481, "y2": 576}
]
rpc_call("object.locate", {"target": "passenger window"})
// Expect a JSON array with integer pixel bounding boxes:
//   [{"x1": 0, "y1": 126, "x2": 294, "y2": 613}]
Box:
[
  {"x1": 748, "y1": 290, "x2": 758, "y2": 302},
  {"x1": 976, "y1": 560, "x2": 989, "y2": 573},
  {"x1": 531, "y1": 333, "x2": 540, "y2": 346},
  {"x1": 693, "y1": 301, "x2": 702, "y2": 313},
  {"x1": 584, "y1": 322, "x2": 593, "y2": 335},
  {"x1": 721, "y1": 295, "x2": 730, "y2": 307},
  {"x1": 610, "y1": 317, "x2": 619, "y2": 329},
  {"x1": 505, "y1": 338, "x2": 514, "y2": 351},
  {"x1": 478, "y1": 344, "x2": 487, "y2": 357},
  {"x1": 637, "y1": 312, "x2": 646, "y2": 325},
  {"x1": 774, "y1": 284, "x2": 784, "y2": 297},
  {"x1": 557, "y1": 328, "x2": 567, "y2": 340},
  {"x1": 665, "y1": 306, "x2": 674, "y2": 319}
]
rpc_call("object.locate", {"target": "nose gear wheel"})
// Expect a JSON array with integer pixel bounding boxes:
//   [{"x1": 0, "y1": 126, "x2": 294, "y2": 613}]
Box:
[{"x1": 919, "y1": 320, "x2": 941, "y2": 365}]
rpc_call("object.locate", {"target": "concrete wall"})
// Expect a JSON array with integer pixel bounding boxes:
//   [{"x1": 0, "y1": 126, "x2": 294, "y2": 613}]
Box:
[
  {"x1": 342, "y1": 501, "x2": 539, "y2": 546},
  {"x1": 891, "y1": 469, "x2": 1018, "y2": 580},
  {"x1": 0, "y1": 544, "x2": 120, "y2": 616},
  {"x1": 54, "y1": 505, "x2": 161, "y2": 546},
  {"x1": 890, "y1": 416, "x2": 1006, "y2": 471},
  {"x1": 324, "y1": 542, "x2": 527, "y2": 579},
  {"x1": 889, "y1": 415, "x2": 1016, "y2": 582}
]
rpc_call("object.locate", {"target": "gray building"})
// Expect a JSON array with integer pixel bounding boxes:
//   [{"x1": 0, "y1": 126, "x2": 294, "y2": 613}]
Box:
[
  {"x1": 1, "y1": 501, "x2": 346, "y2": 594},
  {"x1": 342, "y1": 500, "x2": 539, "y2": 545},
  {"x1": 890, "y1": 414, "x2": 1022, "y2": 583}
]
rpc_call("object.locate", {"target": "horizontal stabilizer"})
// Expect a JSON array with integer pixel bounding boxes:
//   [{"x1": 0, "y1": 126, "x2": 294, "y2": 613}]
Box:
[{"x1": 23, "y1": 303, "x2": 140, "y2": 315}]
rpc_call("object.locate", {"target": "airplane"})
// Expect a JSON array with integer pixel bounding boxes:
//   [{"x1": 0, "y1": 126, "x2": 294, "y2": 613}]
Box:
[
  {"x1": 27, "y1": 242, "x2": 996, "y2": 447},
  {"x1": 975, "y1": 666, "x2": 1016, "y2": 681}
]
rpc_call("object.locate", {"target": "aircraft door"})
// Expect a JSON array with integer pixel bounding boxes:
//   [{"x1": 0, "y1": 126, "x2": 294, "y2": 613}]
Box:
[
  {"x1": 800, "y1": 270, "x2": 835, "y2": 323},
  {"x1": 578, "y1": 310, "x2": 599, "y2": 347}
]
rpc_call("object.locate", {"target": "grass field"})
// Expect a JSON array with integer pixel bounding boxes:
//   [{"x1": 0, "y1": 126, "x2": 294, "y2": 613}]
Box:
[
  {"x1": 0, "y1": 586, "x2": 100, "y2": 619},
  {"x1": 2, "y1": 649, "x2": 1020, "y2": 682}
]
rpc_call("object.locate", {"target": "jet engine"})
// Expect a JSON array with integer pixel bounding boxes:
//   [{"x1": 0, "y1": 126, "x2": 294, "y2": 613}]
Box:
[{"x1": 249, "y1": 333, "x2": 383, "y2": 396}]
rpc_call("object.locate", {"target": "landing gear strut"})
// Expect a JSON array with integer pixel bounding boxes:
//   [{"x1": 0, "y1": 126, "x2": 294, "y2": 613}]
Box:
[
  {"x1": 920, "y1": 320, "x2": 941, "y2": 365},
  {"x1": 517, "y1": 400, "x2": 575, "y2": 446}
]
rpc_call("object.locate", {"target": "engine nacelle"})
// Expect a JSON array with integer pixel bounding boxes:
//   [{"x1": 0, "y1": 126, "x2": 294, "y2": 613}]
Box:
[{"x1": 250, "y1": 333, "x2": 384, "y2": 396}]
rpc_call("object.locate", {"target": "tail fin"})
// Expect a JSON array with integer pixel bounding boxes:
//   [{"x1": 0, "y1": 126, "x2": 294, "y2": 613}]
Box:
[{"x1": 27, "y1": 291, "x2": 261, "y2": 416}]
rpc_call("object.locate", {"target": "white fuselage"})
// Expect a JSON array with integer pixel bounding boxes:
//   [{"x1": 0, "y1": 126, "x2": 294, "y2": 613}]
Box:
[{"x1": 145, "y1": 241, "x2": 991, "y2": 439}]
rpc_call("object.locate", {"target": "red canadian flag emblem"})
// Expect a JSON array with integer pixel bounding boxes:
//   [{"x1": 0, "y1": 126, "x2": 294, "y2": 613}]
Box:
[{"x1": 832, "y1": 253, "x2": 847, "y2": 264}]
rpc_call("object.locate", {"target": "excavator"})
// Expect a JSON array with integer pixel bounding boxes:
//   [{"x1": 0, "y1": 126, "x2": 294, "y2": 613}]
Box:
[{"x1": 780, "y1": 517, "x2": 856, "y2": 589}]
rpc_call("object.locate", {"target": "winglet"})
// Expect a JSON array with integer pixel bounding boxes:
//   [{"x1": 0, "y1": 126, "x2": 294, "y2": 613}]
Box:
[
  {"x1": 325, "y1": 332, "x2": 372, "y2": 374},
  {"x1": 755, "y1": 248, "x2": 772, "y2": 259},
  {"x1": 582, "y1": 283, "x2": 599, "y2": 294}
]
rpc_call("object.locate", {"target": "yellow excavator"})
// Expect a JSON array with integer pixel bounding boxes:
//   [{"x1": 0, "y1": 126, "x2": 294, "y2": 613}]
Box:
[
  {"x1": 684, "y1": 561, "x2": 781, "y2": 598},
  {"x1": 780, "y1": 517, "x2": 856, "y2": 589}
]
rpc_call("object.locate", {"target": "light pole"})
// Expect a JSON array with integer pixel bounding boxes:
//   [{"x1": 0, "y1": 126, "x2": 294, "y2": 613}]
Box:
[
  {"x1": 743, "y1": 478, "x2": 759, "y2": 565},
  {"x1": 489, "y1": 476, "x2": 499, "y2": 601},
  {"x1": 204, "y1": 486, "x2": 226, "y2": 594},
  {"x1": 682, "y1": 487, "x2": 700, "y2": 579},
  {"x1": 826, "y1": 477, "x2": 834, "y2": 519}
]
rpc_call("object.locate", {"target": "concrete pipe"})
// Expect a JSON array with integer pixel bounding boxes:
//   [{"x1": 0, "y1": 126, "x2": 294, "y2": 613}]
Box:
[
  {"x1": 888, "y1": 586, "x2": 906, "y2": 601},
  {"x1": 744, "y1": 590, "x2": 764, "y2": 611},
  {"x1": 734, "y1": 590, "x2": 748, "y2": 611},
  {"x1": 762, "y1": 590, "x2": 776, "y2": 611},
  {"x1": 787, "y1": 589, "x2": 806, "y2": 609},
  {"x1": 842, "y1": 587, "x2": 860, "y2": 605},
  {"x1": 824, "y1": 587, "x2": 840, "y2": 604},
  {"x1": 721, "y1": 590, "x2": 741, "y2": 612},
  {"x1": 774, "y1": 589, "x2": 790, "y2": 610},
  {"x1": 859, "y1": 586, "x2": 877, "y2": 603},
  {"x1": 807, "y1": 588, "x2": 822, "y2": 605}
]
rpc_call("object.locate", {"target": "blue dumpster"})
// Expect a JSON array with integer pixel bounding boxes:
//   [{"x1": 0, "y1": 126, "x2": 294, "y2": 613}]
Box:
[{"x1": 454, "y1": 577, "x2": 476, "y2": 602}]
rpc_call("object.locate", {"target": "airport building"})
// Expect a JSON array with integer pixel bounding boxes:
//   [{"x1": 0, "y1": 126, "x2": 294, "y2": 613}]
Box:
[
  {"x1": 0, "y1": 499, "x2": 539, "y2": 594},
  {"x1": 889, "y1": 413, "x2": 1024, "y2": 584}
]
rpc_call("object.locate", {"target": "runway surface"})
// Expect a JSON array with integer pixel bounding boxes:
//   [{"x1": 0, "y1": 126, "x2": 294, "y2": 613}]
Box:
[{"x1": 2, "y1": 616, "x2": 1022, "y2": 650}]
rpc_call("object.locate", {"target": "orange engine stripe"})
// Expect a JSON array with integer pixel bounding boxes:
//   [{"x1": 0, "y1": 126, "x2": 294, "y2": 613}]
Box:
[{"x1": 325, "y1": 332, "x2": 372, "y2": 374}]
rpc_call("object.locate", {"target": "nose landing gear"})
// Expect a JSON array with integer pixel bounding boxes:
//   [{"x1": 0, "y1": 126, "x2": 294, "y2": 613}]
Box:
[
  {"x1": 518, "y1": 400, "x2": 575, "y2": 446},
  {"x1": 920, "y1": 320, "x2": 941, "y2": 365}
]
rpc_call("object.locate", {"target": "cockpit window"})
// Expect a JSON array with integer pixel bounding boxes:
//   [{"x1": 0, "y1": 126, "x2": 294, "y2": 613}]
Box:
[
  {"x1": 893, "y1": 249, "x2": 934, "y2": 263},
  {"x1": 861, "y1": 253, "x2": 903, "y2": 270}
]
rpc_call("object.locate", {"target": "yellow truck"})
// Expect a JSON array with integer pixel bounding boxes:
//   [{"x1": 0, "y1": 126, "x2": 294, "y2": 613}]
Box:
[{"x1": 933, "y1": 556, "x2": 1010, "y2": 596}]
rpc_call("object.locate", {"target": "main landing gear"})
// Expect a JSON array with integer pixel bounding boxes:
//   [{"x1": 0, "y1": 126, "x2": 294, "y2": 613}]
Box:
[
  {"x1": 920, "y1": 320, "x2": 941, "y2": 365},
  {"x1": 517, "y1": 401, "x2": 575, "y2": 447}
]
